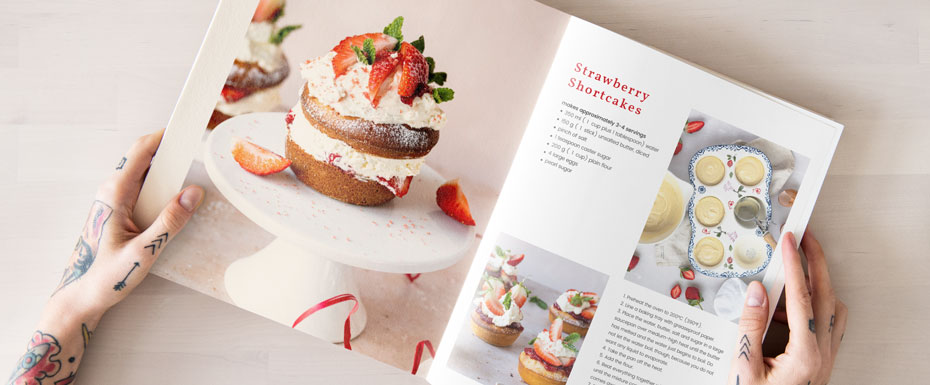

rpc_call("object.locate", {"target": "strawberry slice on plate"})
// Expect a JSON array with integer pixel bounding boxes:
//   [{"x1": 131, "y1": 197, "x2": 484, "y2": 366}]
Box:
[
  {"x1": 436, "y1": 179, "x2": 476, "y2": 226},
  {"x1": 397, "y1": 41, "x2": 428, "y2": 97},
  {"x1": 231, "y1": 137, "x2": 291, "y2": 176},
  {"x1": 331, "y1": 33, "x2": 397, "y2": 78}
]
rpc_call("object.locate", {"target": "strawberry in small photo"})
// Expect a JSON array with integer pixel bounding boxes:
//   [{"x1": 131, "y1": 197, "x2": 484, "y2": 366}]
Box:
[
  {"x1": 685, "y1": 286, "x2": 704, "y2": 310},
  {"x1": 680, "y1": 266, "x2": 695, "y2": 280},
  {"x1": 627, "y1": 255, "x2": 639, "y2": 271},
  {"x1": 670, "y1": 283, "x2": 682, "y2": 299}
]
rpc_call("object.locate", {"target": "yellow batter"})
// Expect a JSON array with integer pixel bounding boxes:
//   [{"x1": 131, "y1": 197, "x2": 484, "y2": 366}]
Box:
[
  {"x1": 640, "y1": 173, "x2": 684, "y2": 244},
  {"x1": 694, "y1": 237, "x2": 725, "y2": 266},
  {"x1": 695, "y1": 196, "x2": 725, "y2": 227},
  {"x1": 735, "y1": 156, "x2": 765, "y2": 186},
  {"x1": 695, "y1": 156, "x2": 725, "y2": 186}
]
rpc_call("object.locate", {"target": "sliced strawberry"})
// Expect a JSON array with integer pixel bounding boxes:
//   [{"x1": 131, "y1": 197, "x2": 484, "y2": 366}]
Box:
[
  {"x1": 581, "y1": 292, "x2": 599, "y2": 304},
  {"x1": 435, "y1": 179, "x2": 476, "y2": 226},
  {"x1": 670, "y1": 283, "x2": 682, "y2": 299},
  {"x1": 559, "y1": 357, "x2": 576, "y2": 366},
  {"x1": 685, "y1": 121, "x2": 704, "y2": 133},
  {"x1": 549, "y1": 318, "x2": 563, "y2": 342},
  {"x1": 533, "y1": 339, "x2": 563, "y2": 367},
  {"x1": 680, "y1": 266, "x2": 696, "y2": 280},
  {"x1": 366, "y1": 54, "x2": 400, "y2": 107},
  {"x1": 506, "y1": 253, "x2": 525, "y2": 266},
  {"x1": 500, "y1": 270, "x2": 514, "y2": 283},
  {"x1": 483, "y1": 291, "x2": 504, "y2": 316},
  {"x1": 231, "y1": 137, "x2": 291, "y2": 176},
  {"x1": 581, "y1": 305, "x2": 597, "y2": 320},
  {"x1": 252, "y1": 0, "x2": 284, "y2": 22},
  {"x1": 331, "y1": 33, "x2": 397, "y2": 78},
  {"x1": 400, "y1": 84, "x2": 432, "y2": 106},
  {"x1": 221, "y1": 86, "x2": 251, "y2": 103},
  {"x1": 510, "y1": 285, "x2": 528, "y2": 308},
  {"x1": 674, "y1": 139, "x2": 683, "y2": 155},
  {"x1": 376, "y1": 175, "x2": 413, "y2": 197},
  {"x1": 485, "y1": 277, "x2": 505, "y2": 293},
  {"x1": 627, "y1": 255, "x2": 640, "y2": 272},
  {"x1": 397, "y1": 42, "x2": 428, "y2": 97}
]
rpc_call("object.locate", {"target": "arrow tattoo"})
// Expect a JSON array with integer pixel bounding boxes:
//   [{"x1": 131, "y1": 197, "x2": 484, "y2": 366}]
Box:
[
  {"x1": 113, "y1": 262, "x2": 141, "y2": 291},
  {"x1": 738, "y1": 334, "x2": 750, "y2": 361},
  {"x1": 143, "y1": 232, "x2": 169, "y2": 255}
]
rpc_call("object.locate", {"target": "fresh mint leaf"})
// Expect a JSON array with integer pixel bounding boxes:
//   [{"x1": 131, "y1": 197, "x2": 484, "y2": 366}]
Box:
[
  {"x1": 502, "y1": 291, "x2": 513, "y2": 310},
  {"x1": 563, "y1": 332, "x2": 581, "y2": 344},
  {"x1": 270, "y1": 25, "x2": 301, "y2": 45},
  {"x1": 430, "y1": 72, "x2": 447, "y2": 85},
  {"x1": 528, "y1": 337, "x2": 537, "y2": 345},
  {"x1": 383, "y1": 16, "x2": 404, "y2": 49},
  {"x1": 411, "y1": 35, "x2": 425, "y2": 52},
  {"x1": 529, "y1": 296, "x2": 547, "y2": 309},
  {"x1": 271, "y1": 4, "x2": 285, "y2": 23},
  {"x1": 495, "y1": 246, "x2": 506, "y2": 258},
  {"x1": 426, "y1": 57, "x2": 435, "y2": 75},
  {"x1": 351, "y1": 38, "x2": 376, "y2": 65},
  {"x1": 432, "y1": 87, "x2": 454, "y2": 103}
]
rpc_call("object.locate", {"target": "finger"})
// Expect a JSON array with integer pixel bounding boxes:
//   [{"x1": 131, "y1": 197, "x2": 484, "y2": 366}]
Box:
[
  {"x1": 134, "y1": 185, "x2": 203, "y2": 265},
  {"x1": 111, "y1": 129, "x2": 165, "y2": 209},
  {"x1": 730, "y1": 281, "x2": 769, "y2": 383},
  {"x1": 781, "y1": 232, "x2": 818, "y2": 357},
  {"x1": 831, "y1": 299, "x2": 848, "y2": 360},
  {"x1": 801, "y1": 231, "x2": 835, "y2": 367}
]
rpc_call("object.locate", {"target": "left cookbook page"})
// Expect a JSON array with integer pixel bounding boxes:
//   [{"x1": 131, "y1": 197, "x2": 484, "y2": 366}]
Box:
[{"x1": 139, "y1": 0, "x2": 571, "y2": 373}]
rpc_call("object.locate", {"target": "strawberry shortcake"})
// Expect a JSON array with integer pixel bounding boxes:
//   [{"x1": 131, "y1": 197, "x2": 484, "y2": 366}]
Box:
[
  {"x1": 210, "y1": 0, "x2": 300, "y2": 129},
  {"x1": 470, "y1": 279, "x2": 528, "y2": 347},
  {"x1": 518, "y1": 318, "x2": 579, "y2": 385},
  {"x1": 284, "y1": 16, "x2": 454, "y2": 205},
  {"x1": 485, "y1": 246, "x2": 525, "y2": 289},
  {"x1": 548, "y1": 289, "x2": 598, "y2": 337}
]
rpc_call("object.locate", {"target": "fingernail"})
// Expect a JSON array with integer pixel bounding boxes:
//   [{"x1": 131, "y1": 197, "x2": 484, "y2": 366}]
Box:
[
  {"x1": 785, "y1": 231, "x2": 795, "y2": 245},
  {"x1": 746, "y1": 281, "x2": 765, "y2": 307},
  {"x1": 179, "y1": 186, "x2": 204, "y2": 212}
]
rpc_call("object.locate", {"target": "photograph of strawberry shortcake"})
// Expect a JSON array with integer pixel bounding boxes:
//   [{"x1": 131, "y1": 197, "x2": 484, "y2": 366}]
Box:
[
  {"x1": 486, "y1": 246, "x2": 525, "y2": 289},
  {"x1": 448, "y1": 233, "x2": 608, "y2": 384},
  {"x1": 471, "y1": 278, "x2": 528, "y2": 347},
  {"x1": 518, "y1": 318, "x2": 578, "y2": 385},
  {"x1": 549, "y1": 289, "x2": 599, "y2": 337},
  {"x1": 210, "y1": 0, "x2": 300, "y2": 129}
]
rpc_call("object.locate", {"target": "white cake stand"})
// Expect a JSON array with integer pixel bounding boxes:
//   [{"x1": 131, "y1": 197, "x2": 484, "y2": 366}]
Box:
[{"x1": 203, "y1": 112, "x2": 475, "y2": 343}]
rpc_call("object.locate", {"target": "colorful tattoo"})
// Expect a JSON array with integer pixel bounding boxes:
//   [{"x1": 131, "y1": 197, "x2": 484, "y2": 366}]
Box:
[
  {"x1": 53, "y1": 201, "x2": 113, "y2": 296},
  {"x1": 53, "y1": 373, "x2": 75, "y2": 385},
  {"x1": 7, "y1": 331, "x2": 61, "y2": 385},
  {"x1": 143, "y1": 233, "x2": 168, "y2": 256},
  {"x1": 80, "y1": 324, "x2": 92, "y2": 349},
  {"x1": 113, "y1": 262, "x2": 141, "y2": 291}
]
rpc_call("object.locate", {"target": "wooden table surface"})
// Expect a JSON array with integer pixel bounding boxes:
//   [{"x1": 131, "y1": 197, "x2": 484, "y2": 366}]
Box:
[{"x1": 1, "y1": 0, "x2": 928, "y2": 383}]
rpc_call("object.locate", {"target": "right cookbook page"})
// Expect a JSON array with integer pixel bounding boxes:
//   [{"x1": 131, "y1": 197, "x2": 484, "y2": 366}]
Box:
[{"x1": 429, "y1": 16, "x2": 843, "y2": 385}]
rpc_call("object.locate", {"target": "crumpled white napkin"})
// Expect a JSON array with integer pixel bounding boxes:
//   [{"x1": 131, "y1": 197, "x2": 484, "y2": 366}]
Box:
[{"x1": 652, "y1": 138, "x2": 795, "y2": 266}]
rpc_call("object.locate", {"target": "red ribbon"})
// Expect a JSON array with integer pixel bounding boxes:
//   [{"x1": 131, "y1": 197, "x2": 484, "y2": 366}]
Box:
[
  {"x1": 411, "y1": 340, "x2": 436, "y2": 375},
  {"x1": 405, "y1": 273, "x2": 421, "y2": 282},
  {"x1": 292, "y1": 293, "x2": 359, "y2": 350}
]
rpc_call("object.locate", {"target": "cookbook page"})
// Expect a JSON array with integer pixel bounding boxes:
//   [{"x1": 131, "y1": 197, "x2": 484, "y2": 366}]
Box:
[
  {"x1": 429, "y1": 16, "x2": 841, "y2": 385},
  {"x1": 136, "y1": 0, "x2": 573, "y2": 373}
]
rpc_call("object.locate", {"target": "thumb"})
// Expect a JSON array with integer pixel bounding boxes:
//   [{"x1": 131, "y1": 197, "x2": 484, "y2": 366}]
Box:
[
  {"x1": 729, "y1": 281, "x2": 769, "y2": 384},
  {"x1": 137, "y1": 185, "x2": 204, "y2": 260}
]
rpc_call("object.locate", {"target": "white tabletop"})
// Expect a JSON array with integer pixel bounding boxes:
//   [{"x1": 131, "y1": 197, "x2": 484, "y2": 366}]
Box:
[{"x1": 1, "y1": 0, "x2": 928, "y2": 383}]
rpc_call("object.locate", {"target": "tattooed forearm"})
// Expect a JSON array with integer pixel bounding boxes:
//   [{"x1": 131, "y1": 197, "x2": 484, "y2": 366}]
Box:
[
  {"x1": 828, "y1": 314, "x2": 835, "y2": 333},
  {"x1": 738, "y1": 334, "x2": 750, "y2": 361},
  {"x1": 808, "y1": 318, "x2": 816, "y2": 333},
  {"x1": 80, "y1": 324, "x2": 92, "y2": 349},
  {"x1": 115, "y1": 157, "x2": 126, "y2": 170},
  {"x1": 143, "y1": 233, "x2": 168, "y2": 255},
  {"x1": 113, "y1": 262, "x2": 141, "y2": 291},
  {"x1": 52, "y1": 201, "x2": 113, "y2": 296},
  {"x1": 8, "y1": 331, "x2": 62, "y2": 385}
]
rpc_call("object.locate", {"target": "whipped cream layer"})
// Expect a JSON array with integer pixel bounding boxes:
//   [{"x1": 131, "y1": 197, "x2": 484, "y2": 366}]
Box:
[
  {"x1": 481, "y1": 297, "x2": 523, "y2": 327},
  {"x1": 216, "y1": 86, "x2": 282, "y2": 116},
  {"x1": 300, "y1": 52, "x2": 446, "y2": 130},
  {"x1": 238, "y1": 22, "x2": 286, "y2": 72},
  {"x1": 287, "y1": 103, "x2": 424, "y2": 181},
  {"x1": 534, "y1": 330, "x2": 577, "y2": 359},
  {"x1": 556, "y1": 290, "x2": 596, "y2": 315}
]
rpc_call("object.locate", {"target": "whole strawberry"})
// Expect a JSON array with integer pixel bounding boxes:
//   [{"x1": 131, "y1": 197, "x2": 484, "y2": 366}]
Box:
[{"x1": 685, "y1": 287, "x2": 703, "y2": 309}]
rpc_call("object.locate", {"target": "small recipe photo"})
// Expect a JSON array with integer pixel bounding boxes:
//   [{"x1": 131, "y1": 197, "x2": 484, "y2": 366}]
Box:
[
  {"x1": 448, "y1": 233, "x2": 609, "y2": 385},
  {"x1": 625, "y1": 110, "x2": 810, "y2": 323}
]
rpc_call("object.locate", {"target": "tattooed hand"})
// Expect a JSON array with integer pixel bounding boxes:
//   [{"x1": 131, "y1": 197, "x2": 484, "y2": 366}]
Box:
[
  {"x1": 728, "y1": 231, "x2": 848, "y2": 385},
  {"x1": 8, "y1": 129, "x2": 203, "y2": 385}
]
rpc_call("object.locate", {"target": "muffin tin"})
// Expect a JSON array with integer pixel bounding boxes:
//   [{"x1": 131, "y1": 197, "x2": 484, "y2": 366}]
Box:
[{"x1": 687, "y1": 145, "x2": 773, "y2": 278}]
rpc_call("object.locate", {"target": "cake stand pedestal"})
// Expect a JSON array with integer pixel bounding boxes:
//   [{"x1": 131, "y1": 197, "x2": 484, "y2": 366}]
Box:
[{"x1": 204, "y1": 113, "x2": 475, "y2": 343}]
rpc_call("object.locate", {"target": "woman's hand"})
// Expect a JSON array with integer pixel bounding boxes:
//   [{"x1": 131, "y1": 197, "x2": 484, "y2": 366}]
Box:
[
  {"x1": 8, "y1": 129, "x2": 203, "y2": 385},
  {"x1": 728, "y1": 231, "x2": 848, "y2": 385}
]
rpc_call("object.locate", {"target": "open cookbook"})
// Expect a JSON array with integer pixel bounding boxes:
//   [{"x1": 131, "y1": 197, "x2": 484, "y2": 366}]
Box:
[{"x1": 135, "y1": 0, "x2": 843, "y2": 384}]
